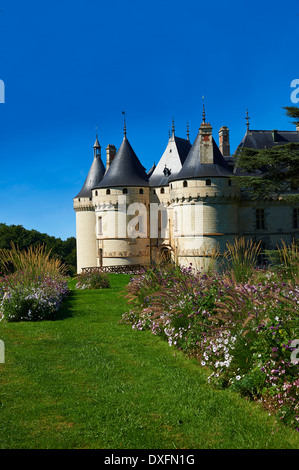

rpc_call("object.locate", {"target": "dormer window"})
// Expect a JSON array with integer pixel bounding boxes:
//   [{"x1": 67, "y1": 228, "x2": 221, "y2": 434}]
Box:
[{"x1": 163, "y1": 166, "x2": 171, "y2": 177}]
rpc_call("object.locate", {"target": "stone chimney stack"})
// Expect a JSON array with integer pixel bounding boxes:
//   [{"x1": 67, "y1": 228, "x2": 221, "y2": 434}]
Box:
[
  {"x1": 218, "y1": 126, "x2": 230, "y2": 157},
  {"x1": 199, "y1": 122, "x2": 213, "y2": 164},
  {"x1": 106, "y1": 144, "x2": 117, "y2": 171}
]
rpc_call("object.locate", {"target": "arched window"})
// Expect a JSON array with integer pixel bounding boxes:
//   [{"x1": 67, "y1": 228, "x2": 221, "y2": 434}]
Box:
[
  {"x1": 106, "y1": 189, "x2": 110, "y2": 195},
  {"x1": 160, "y1": 188, "x2": 165, "y2": 194},
  {"x1": 183, "y1": 180, "x2": 188, "y2": 188},
  {"x1": 139, "y1": 188, "x2": 143, "y2": 194},
  {"x1": 95, "y1": 190, "x2": 98, "y2": 196},
  {"x1": 123, "y1": 188, "x2": 128, "y2": 194},
  {"x1": 206, "y1": 179, "x2": 211, "y2": 186}
]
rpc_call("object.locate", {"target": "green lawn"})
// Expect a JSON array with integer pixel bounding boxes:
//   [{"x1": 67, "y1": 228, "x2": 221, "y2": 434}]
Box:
[{"x1": 1, "y1": 274, "x2": 299, "y2": 449}]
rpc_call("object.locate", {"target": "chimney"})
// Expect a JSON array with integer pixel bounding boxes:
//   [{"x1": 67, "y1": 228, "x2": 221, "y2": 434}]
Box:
[
  {"x1": 106, "y1": 144, "x2": 116, "y2": 171},
  {"x1": 218, "y1": 126, "x2": 230, "y2": 157},
  {"x1": 199, "y1": 122, "x2": 213, "y2": 164},
  {"x1": 272, "y1": 129, "x2": 278, "y2": 143}
]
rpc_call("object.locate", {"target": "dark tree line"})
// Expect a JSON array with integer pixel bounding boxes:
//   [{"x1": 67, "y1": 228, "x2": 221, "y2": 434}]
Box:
[{"x1": 0, "y1": 223, "x2": 76, "y2": 274}]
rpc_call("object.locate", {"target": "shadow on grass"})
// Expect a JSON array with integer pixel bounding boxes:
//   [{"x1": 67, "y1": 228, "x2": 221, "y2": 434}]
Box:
[{"x1": 54, "y1": 291, "x2": 76, "y2": 321}]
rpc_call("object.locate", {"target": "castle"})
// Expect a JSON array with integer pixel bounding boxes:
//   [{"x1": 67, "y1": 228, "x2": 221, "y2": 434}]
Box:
[{"x1": 73, "y1": 111, "x2": 299, "y2": 273}]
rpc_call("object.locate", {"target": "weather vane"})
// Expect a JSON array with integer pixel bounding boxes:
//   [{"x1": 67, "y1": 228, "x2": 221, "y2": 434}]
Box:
[
  {"x1": 245, "y1": 109, "x2": 250, "y2": 131},
  {"x1": 122, "y1": 111, "x2": 127, "y2": 138}
]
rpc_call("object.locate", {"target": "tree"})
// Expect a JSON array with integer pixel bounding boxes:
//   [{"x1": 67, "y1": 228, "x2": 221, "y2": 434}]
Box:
[
  {"x1": 283, "y1": 105, "x2": 299, "y2": 125},
  {"x1": 233, "y1": 106, "x2": 299, "y2": 202}
]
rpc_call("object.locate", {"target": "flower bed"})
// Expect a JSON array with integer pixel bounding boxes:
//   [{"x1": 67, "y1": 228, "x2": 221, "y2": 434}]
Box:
[
  {"x1": 0, "y1": 271, "x2": 69, "y2": 322},
  {"x1": 122, "y1": 263, "x2": 299, "y2": 431},
  {"x1": 75, "y1": 271, "x2": 110, "y2": 290}
]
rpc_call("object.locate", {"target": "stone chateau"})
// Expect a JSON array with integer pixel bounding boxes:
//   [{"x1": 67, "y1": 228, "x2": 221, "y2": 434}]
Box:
[{"x1": 73, "y1": 111, "x2": 299, "y2": 273}]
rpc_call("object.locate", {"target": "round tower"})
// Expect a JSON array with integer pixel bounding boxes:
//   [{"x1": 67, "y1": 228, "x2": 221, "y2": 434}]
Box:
[
  {"x1": 93, "y1": 126, "x2": 151, "y2": 267},
  {"x1": 169, "y1": 117, "x2": 240, "y2": 271},
  {"x1": 73, "y1": 135, "x2": 105, "y2": 273}
]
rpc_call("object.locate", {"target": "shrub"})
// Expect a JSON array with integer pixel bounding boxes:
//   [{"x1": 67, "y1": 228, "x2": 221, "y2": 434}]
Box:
[
  {"x1": 0, "y1": 271, "x2": 69, "y2": 322},
  {"x1": 76, "y1": 271, "x2": 110, "y2": 290}
]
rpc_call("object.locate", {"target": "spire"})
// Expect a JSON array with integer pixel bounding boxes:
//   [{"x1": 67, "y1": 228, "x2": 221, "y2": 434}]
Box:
[
  {"x1": 245, "y1": 109, "x2": 250, "y2": 132},
  {"x1": 122, "y1": 111, "x2": 127, "y2": 140},
  {"x1": 186, "y1": 122, "x2": 190, "y2": 141},
  {"x1": 171, "y1": 117, "x2": 175, "y2": 136},
  {"x1": 93, "y1": 127, "x2": 101, "y2": 157},
  {"x1": 202, "y1": 96, "x2": 206, "y2": 124}
]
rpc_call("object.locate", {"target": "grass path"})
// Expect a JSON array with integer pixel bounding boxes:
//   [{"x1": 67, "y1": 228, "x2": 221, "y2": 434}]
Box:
[{"x1": 0, "y1": 274, "x2": 299, "y2": 449}]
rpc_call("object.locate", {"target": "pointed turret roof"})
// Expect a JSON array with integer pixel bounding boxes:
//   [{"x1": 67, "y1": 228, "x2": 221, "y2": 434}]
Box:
[
  {"x1": 75, "y1": 139, "x2": 105, "y2": 198},
  {"x1": 169, "y1": 130, "x2": 232, "y2": 182},
  {"x1": 149, "y1": 134, "x2": 192, "y2": 187},
  {"x1": 94, "y1": 136, "x2": 149, "y2": 188}
]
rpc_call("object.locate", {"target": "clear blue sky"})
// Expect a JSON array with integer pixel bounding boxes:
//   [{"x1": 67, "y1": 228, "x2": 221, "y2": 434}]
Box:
[{"x1": 0, "y1": 0, "x2": 298, "y2": 240}]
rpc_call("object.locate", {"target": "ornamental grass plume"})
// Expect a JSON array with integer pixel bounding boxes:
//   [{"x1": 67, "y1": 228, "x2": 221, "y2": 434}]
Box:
[
  {"x1": 0, "y1": 242, "x2": 68, "y2": 278},
  {"x1": 222, "y1": 237, "x2": 261, "y2": 282}
]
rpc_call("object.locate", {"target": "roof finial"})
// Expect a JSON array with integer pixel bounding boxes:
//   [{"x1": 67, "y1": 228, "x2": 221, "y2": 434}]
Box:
[
  {"x1": 122, "y1": 111, "x2": 127, "y2": 139},
  {"x1": 172, "y1": 116, "x2": 175, "y2": 136},
  {"x1": 202, "y1": 96, "x2": 206, "y2": 123},
  {"x1": 246, "y1": 109, "x2": 250, "y2": 132},
  {"x1": 168, "y1": 128, "x2": 171, "y2": 139},
  {"x1": 186, "y1": 122, "x2": 190, "y2": 141}
]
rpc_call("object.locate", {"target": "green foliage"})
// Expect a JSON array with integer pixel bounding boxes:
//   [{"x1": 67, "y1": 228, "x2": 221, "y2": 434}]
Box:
[
  {"x1": 233, "y1": 143, "x2": 299, "y2": 201},
  {"x1": 0, "y1": 223, "x2": 76, "y2": 275},
  {"x1": 75, "y1": 271, "x2": 110, "y2": 290},
  {"x1": 283, "y1": 105, "x2": 299, "y2": 125}
]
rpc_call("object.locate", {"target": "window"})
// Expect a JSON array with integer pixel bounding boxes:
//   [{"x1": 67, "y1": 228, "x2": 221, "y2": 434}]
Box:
[
  {"x1": 293, "y1": 208, "x2": 299, "y2": 229},
  {"x1": 228, "y1": 179, "x2": 232, "y2": 186},
  {"x1": 206, "y1": 179, "x2": 211, "y2": 186},
  {"x1": 123, "y1": 188, "x2": 128, "y2": 194},
  {"x1": 256, "y1": 209, "x2": 265, "y2": 230},
  {"x1": 183, "y1": 180, "x2": 188, "y2": 188},
  {"x1": 95, "y1": 190, "x2": 98, "y2": 196},
  {"x1": 160, "y1": 188, "x2": 165, "y2": 194},
  {"x1": 106, "y1": 189, "x2": 110, "y2": 195},
  {"x1": 139, "y1": 188, "x2": 143, "y2": 194}
]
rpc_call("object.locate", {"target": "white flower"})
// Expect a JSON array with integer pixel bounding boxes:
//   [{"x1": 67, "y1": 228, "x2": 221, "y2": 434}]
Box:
[{"x1": 236, "y1": 375, "x2": 241, "y2": 381}]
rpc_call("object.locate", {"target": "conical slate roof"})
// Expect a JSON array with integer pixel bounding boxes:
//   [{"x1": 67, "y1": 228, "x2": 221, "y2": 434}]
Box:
[
  {"x1": 75, "y1": 153, "x2": 106, "y2": 198},
  {"x1": 94, "y1": 137, "x2": 149, "y2": 188},
  {"x1": 169, "y1": 131, "x2": 232, "y2": 182}
]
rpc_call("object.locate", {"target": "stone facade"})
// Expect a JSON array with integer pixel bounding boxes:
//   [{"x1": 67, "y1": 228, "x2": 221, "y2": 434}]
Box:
[{"x1": 74, "y1": 118, "x2": 299, "y2": 273}]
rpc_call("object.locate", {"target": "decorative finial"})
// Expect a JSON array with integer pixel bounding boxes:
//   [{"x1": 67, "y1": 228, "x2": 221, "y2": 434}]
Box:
[
  {"x1": 186, "y1": 122, "x2": 190, "y2": 141},
  {"x1": 246, "y1": 109, "x2": 250, "y2": 132},
  {"x1": 202, "y1": 96, "x2": 206, "y2": 123},
  {"x1": 168, "y1": 129, "x2": 171, "y2": 139},
  {"x1": 122, "y1": 111, "x2": 127, "y2": 138},
  {"x1": 172, "y1": 117, "x2": 175, "y2": 135},
  {"x1": 95, "y1": 125, "x2": 98, "y2": 138}
]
